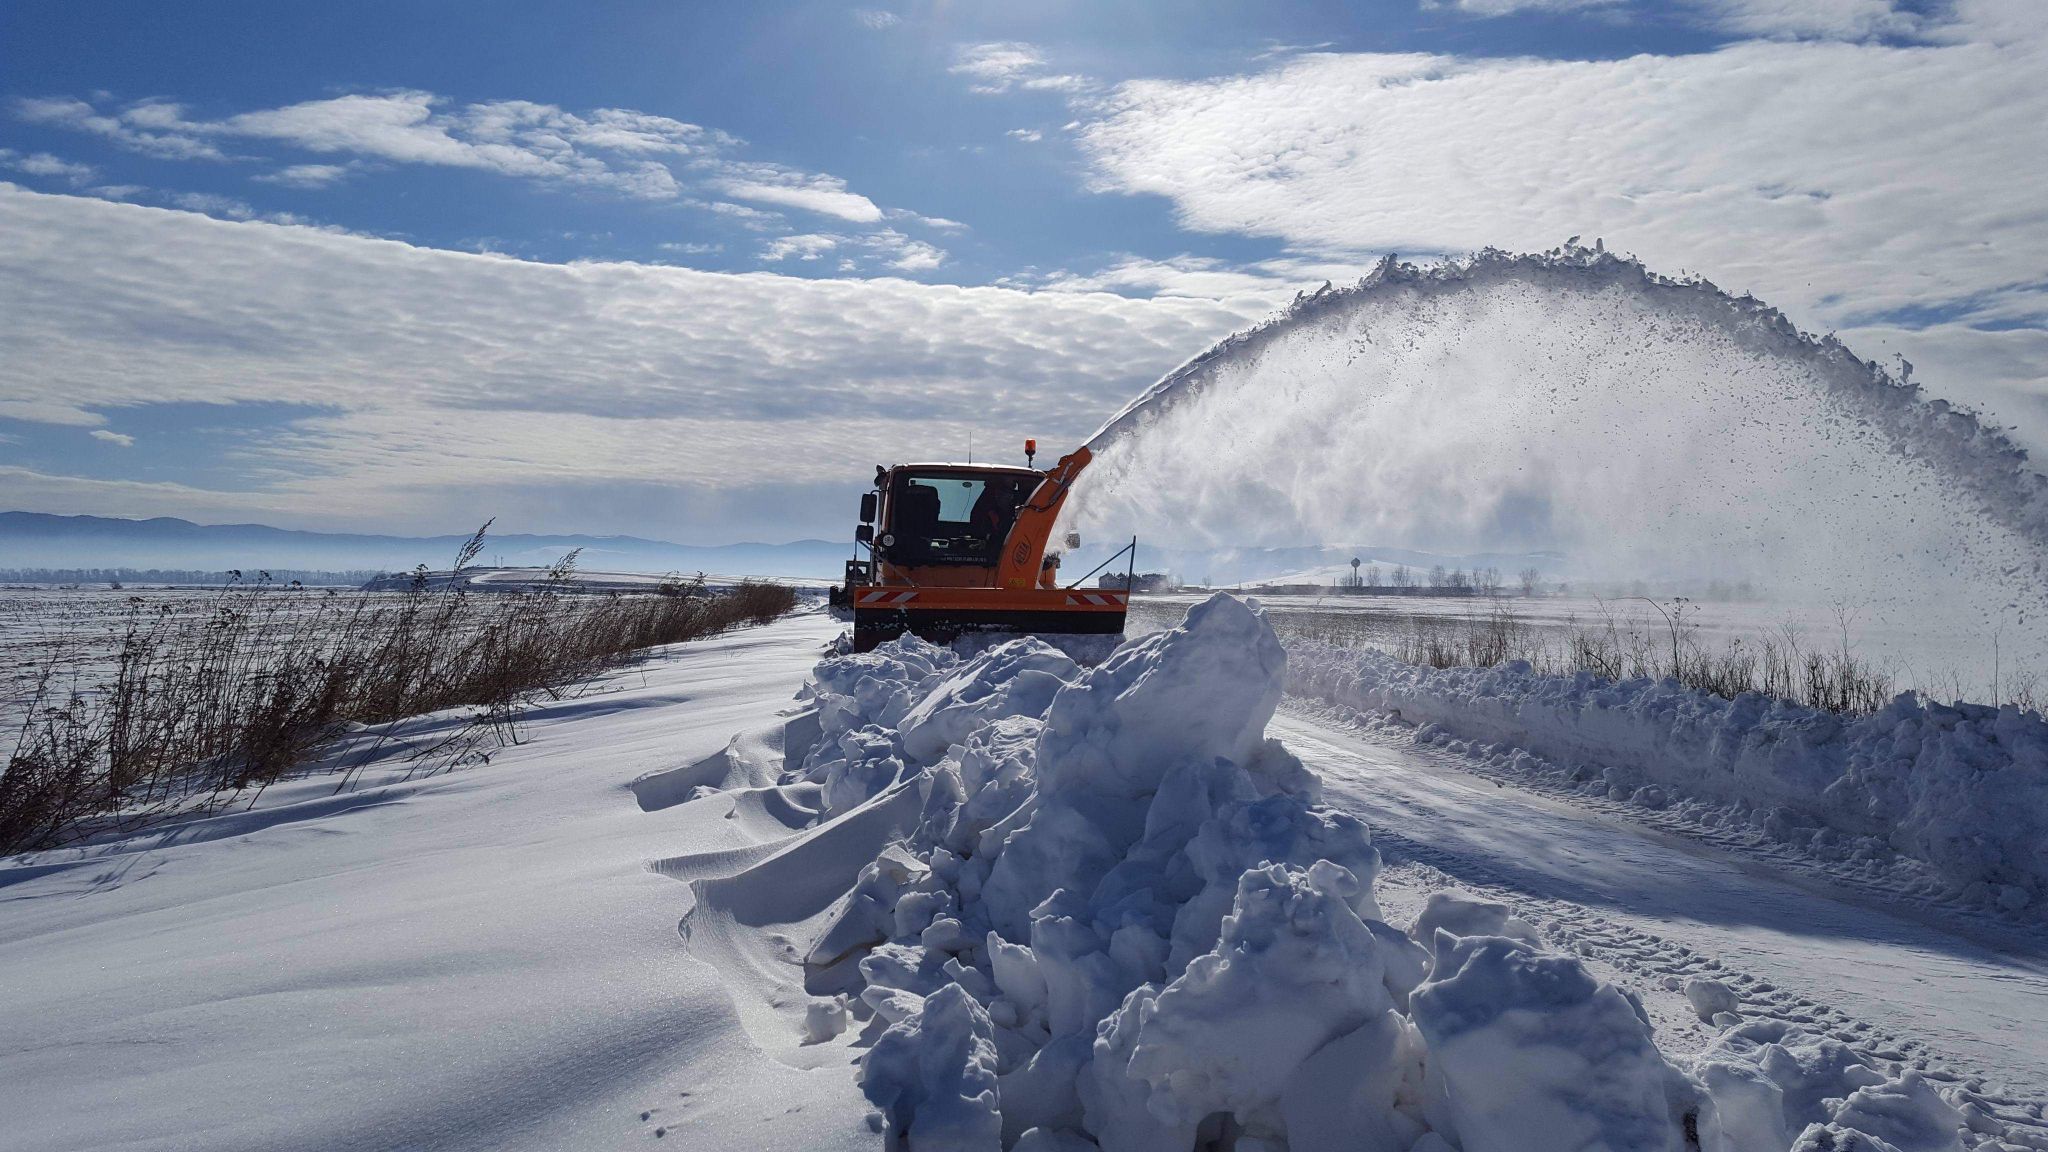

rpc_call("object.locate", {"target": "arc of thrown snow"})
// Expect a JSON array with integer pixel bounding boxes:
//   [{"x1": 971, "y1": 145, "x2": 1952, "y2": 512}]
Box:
[{"x1": 1075, "y1": 245, "x2": 2048, "y2": 551}]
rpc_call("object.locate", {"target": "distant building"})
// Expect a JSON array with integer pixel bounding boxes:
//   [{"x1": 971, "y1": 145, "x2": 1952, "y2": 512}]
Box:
[{"x1": 1098, "y1": 571, "x2": 1174, "y2": 593}]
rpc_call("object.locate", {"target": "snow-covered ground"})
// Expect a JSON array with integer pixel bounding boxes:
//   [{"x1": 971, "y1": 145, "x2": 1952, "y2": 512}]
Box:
[
  {"x1": 3, "y1": 598, "x2": 2043, "y2": 1150},
  {"x1": 0, "y1": 611, "x2": 871, "y2": 1152}
]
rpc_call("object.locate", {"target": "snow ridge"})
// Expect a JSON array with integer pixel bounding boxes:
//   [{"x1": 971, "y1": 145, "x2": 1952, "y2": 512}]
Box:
[
  {"x1": 715, "y1": 594, "x2": 2012, "y2": 1150},
  {"x1": 1288, "y1": 642, "x2": 2048, "y2": 912}
]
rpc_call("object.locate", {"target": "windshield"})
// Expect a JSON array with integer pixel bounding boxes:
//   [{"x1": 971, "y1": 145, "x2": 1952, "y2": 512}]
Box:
[{"x1": 886, "y1": 470, "x2": 1031, "y2": 565}]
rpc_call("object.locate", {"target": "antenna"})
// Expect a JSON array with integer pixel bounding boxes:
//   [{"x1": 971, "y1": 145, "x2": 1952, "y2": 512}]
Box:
[{"x1": 968, "y1": 430, "x2": 973, "y2": 464}]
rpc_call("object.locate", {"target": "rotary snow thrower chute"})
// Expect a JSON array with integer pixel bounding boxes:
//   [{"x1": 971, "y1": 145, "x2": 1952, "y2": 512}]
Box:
[{"x1": 833, "y1": 441, "x2": 1132, "y2": 652}]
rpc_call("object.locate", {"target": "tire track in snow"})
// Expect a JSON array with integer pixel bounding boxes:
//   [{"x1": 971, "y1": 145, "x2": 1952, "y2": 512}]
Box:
[
  {"x1": 1282, "y1": 694, "x2": 2048, "y2": 952},
  {"x1": 1274, "y1": 710, "x2": 2048, "y2": 1127}
]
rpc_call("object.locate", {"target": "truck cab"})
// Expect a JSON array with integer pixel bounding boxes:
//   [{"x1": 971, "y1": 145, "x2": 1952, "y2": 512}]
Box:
[{"x1": 834, "y1": 445, "x2": 1128, "y2": 651}]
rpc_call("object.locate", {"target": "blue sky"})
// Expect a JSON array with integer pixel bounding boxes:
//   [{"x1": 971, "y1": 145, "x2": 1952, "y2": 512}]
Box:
[
  {"x1": 2, "y1": 0, "x2": 2044, "y2": 544},
  {"x1": 0, "y1": 2, "x2": 1727, "y2": 278}
]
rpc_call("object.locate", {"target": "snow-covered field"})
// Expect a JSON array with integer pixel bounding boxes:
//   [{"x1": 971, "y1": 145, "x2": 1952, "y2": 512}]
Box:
[{"x1": 3, "y1": 599, "x2": 2043, "y2": 1150}]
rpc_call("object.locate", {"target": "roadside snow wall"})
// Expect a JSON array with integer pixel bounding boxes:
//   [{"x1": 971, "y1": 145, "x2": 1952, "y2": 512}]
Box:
[
  {"x1": 1289, "y1": 644, "x2": 2048, "y2": 910},
  {"x1": 773, "y1": 593, "x2": 1987, "y2": 1151}
]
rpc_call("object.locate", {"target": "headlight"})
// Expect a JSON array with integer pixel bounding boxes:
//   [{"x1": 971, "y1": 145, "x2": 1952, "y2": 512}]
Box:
[{"x1": 880, "y1": 533, "x2": 895, "y2": 547}]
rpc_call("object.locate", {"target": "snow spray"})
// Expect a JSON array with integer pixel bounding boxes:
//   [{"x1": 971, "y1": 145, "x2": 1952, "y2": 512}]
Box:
[{"x1": 1064, "y1": 245, "x2": 2048, "y2": 666}]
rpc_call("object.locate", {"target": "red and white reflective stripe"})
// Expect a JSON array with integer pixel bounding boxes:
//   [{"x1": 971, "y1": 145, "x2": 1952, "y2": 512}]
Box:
[
  {"x1": 1065, "y1": 592, "x2": 1119, "y2": 607},
  {"x1": 856, "y1": 589, "x2": 919, "y2": 606}
]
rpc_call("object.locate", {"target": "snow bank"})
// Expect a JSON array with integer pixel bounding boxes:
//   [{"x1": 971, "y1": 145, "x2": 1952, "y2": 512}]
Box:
[
  {"x1": 1289, "y1": 644, "x2": 2048, "y2": 908},
  {"x1": 781, "y1": 594, "x2": 1793, "y2": 1150}
]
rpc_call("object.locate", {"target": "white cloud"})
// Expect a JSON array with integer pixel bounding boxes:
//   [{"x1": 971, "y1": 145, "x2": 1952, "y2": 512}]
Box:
[
  {"x1": 169, "y1": 191, "x2": 256, "y2": 219},
  {"x1": 1422, "y1": 0, "x2": 1937, "y2": 39},
  {"x1": 1017, "y1": 254, "x2": 1346, "y2": 307},
  {"x1": 1684, "y1": 0, "x2": 1935, "y2": 38},
  {"x1": 852, "y1": 8, "x2": 901, "y2": 29},
  {"x1": 886, "y1": 237, "x2": 945, "y2": 271},
  {"x1": 0, "y1": 187, "x2": 1258, "y2": 533},
  {"x1": 718, "y1": 173, "x2": 884, "y2": 222},
  {"x1": 756, "y1": 228, "x2": 948, "y2": 271},
  {"x1": 255, "y1": 163, "x2": 352, "y2": 189},
  {"x1": 761, "y1": 233, "x2": 840, "y2": 261},
  {"x1": 0, "y1": 149, "x2": 95, "y2": 185},
  {"x1": 12, "y1": 90, "x2": 924, "y2": 224},
  {"x1": 13, "y1": 96, "x2": 227, "y2": 160},
  {"x1": 1421, "y1": 0, "x2": 1618, "y2": 14},
  {"x1": 692, "y1": 199, "x2": 785, "y2": 228},
  {"x1": 1007, "y1": 128, "x2": 1044, "y2": 142},
  {"x1": 1074, "y1": 5, "x2": 2048, "y2": 425},
  {"x1": 950, "y1": 42, "x2": 1094, "y2": 96},
  {"x1": 88, "y1": 428, "x2": 135, "y2": 447}
]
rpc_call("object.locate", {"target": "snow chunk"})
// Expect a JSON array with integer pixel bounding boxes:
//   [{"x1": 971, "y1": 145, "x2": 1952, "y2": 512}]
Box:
[
  {"x1": 1083, "y1": 861, "x2": 1399, "y2": 1150},
  {"x1": 860, "y1": 984, "x2": 1004, "y2": 1150},
  {"x1": 1685, "y1": 978, "x2": 1742, "y2": 1023},
  {"x1": 1409, "y1": 933, "x2": 1705, "y2": 1152},
  {"x1": 899, "y1": 639, "x2": 1081, "y2": 764},
  {"x1": 1690, "y1": 1020, "x2": 1970, "y2": 1152}
]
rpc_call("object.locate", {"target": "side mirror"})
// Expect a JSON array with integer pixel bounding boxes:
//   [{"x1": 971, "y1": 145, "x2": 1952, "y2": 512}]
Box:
[
  {"x1": 859, "y1": 492, "x2": 877, "y2": 524},
  {"x1": 1063, "y1": 531, "x2": 1082, "y2": 550},
  {"x1": 855, "y1": 524, "x2": 874, "y2": 545}
]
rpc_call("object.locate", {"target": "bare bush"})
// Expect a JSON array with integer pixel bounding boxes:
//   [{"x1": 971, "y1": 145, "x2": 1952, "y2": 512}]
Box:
[
  {"x1": 0, "y1": 540, "x2": 798, "y2": 854},
  {"x1": 1286, "y1": 597, "x2": 1900, "y2": 717}
]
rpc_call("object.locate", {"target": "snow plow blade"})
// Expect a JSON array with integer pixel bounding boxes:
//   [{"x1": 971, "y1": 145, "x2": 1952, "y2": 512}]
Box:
[{"x1": 850, "y1": 585, "x2": 1128, "y2": 652}]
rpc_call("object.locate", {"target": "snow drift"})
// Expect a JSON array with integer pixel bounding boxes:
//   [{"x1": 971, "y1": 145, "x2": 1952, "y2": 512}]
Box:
[
  {"x1": 1067, "y1": 245, "x2": 2048, "y2": 665},
  {"x1": 677, "y1": 594, "x2": 1993, "y2": 1150},
  {"x1": 1289, "y1": 642, "x2": 2048, "y2": 910}
]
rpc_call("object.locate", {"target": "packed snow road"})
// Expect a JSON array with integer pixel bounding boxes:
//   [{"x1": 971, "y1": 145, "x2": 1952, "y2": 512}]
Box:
[{"x1": 1271, "y1": 709, "x2": 2048, "y2": 1108}]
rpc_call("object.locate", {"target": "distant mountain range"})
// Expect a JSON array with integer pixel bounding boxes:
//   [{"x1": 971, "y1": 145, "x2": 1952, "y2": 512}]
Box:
[
  {"x1": 0, "y1": 512, "x2": 1571, "y2": 590},
  {"x1": 0, "y1": 513, "x2": 854, "y2": 580}
]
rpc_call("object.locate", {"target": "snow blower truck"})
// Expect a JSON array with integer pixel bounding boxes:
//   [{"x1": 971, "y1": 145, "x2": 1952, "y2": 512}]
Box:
[{"x1": 832, "y1": 439, "x2": 1134, "y2": 652}]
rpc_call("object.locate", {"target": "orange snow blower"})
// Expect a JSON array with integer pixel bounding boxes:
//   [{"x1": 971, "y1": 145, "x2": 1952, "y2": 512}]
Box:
[{"x1": 832, "y1": 439, "x2": 1133, "y2": 652}]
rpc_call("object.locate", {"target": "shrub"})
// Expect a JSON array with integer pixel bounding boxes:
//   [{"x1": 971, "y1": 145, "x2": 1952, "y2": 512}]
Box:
[{"x1": 0, "y1": 539, "x2": 799, "y2": 854}]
